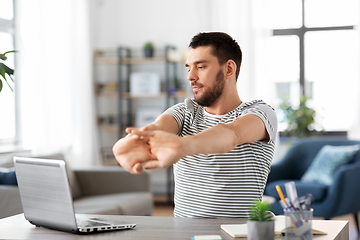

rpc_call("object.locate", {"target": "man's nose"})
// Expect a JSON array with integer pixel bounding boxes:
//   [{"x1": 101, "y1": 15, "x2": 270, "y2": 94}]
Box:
[{"x1": 187, "y1": 69, "x2": 198, "y2": 82}]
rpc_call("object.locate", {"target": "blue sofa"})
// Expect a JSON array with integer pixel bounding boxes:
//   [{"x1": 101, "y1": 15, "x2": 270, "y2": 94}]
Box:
[{"x1": 264, "y1": 138, "x2": 360, "y2": 233}]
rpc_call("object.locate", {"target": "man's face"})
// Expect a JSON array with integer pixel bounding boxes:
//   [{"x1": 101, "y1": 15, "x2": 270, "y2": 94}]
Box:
[{"x1": 185, "y1": 46, "x2": 225, "y2": 107}]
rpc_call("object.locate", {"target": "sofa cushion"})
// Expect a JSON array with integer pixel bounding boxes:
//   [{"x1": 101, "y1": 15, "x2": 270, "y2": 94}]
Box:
[
  {"x1": 265, "y1": 180, "x2": 328, "y2": 203},
  {"x1": 0, "y1": 168, "x2": 17, "y2": 185},
  {"x1": 73, "y1": 192, "x2": 153, "y2": 216},
  {"x1": 301, "y1": 144, "x2": 360, "y2": 185}
]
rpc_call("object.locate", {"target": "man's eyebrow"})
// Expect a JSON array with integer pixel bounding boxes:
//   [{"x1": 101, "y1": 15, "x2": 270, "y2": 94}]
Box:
[{"x1": 185, "y1": 60, "x2": 208, "y2": 68}]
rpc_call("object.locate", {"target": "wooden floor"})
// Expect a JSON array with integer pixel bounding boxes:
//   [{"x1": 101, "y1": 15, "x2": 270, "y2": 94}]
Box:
[{"x1": 152, "y1": 195, "x2": 359, "y2": 240}]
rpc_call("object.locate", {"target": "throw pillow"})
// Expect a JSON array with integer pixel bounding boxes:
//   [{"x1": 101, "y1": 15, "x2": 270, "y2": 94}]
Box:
[
  {"x1": 301, "y1": 144, "x2": 360, "y2": 185},
  {"x1": 0, "y1": 168, "x2": 17, "y2": 185}
]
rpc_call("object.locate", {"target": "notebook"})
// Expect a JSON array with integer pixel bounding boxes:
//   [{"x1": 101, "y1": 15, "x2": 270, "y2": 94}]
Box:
[{"x1": 13, "y1": 156, "x2": 136, "y2": 234}]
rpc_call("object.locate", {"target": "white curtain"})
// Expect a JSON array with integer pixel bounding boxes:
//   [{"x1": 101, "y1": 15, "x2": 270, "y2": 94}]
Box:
[
  {"x1": 348, "y1": 5, "x2": 360, "y2": 140},
  {"x1": 205, "y1": 0, "x2": 273, "y2": 103},
  {"x1": 207, "y1": 0, "x2": 279, "y2": 160},
  {"x1": 15, "y1": 0, "x2": 100, "y2": 167}
]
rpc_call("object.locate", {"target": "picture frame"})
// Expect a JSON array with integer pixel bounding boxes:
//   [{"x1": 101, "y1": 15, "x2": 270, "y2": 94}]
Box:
[{"x1": 135, "y1": 107, "x2": 163, "y2": 127}]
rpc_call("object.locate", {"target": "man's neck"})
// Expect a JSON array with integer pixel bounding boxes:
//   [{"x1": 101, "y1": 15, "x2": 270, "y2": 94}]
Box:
[{"x1": 205, "y1": 95, "x2": 242, "y2": 115}]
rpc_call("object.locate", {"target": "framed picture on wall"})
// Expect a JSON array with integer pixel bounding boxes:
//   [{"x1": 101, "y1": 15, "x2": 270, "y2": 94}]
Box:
[
  {"x1": 130, "y1": 72, "x2": 161, "y2": 96},
  {"x1": 135, "y1": 107, "x2": 163, "y2": 127}
]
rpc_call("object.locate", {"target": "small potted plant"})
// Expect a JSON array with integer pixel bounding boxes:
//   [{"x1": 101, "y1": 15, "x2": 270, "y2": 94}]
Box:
[
  {"x1": 0, "y1": 50, "x2": 15, "y2": 92},
  {"x1": 143, "y1": 42, "x2": 154, "y2": 58},
  {"x1": 247, "y1": 200, "x2": 275, "y2": 240}
]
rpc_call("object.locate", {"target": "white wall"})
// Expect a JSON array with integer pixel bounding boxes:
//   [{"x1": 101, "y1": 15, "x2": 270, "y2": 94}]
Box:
[{"x1": 90, "y1": 0, "x2": 213, "y2": 50}]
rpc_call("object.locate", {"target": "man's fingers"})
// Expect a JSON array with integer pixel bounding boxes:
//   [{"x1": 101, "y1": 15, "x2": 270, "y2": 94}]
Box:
[
  {"x1": 143, "y1": 160, "x2": 161, "y2": 170},
  {"x1": 131, "y1": 129, "x2": 154, "y2": 137},
  {"x1": 139, "y1": 126, "x2": 148, "y2": 131},
  {"x1": 125, "y1": 127, "x2": 134, "y2": 134},
  {"x1": 133, "y1": 162, "x2": 144, "y2": 174}
]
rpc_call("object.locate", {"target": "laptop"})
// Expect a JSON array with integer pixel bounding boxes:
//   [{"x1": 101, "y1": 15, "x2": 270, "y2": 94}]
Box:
[{"x1": 13, "y1": 156, "x2": 136, "y2": 234}]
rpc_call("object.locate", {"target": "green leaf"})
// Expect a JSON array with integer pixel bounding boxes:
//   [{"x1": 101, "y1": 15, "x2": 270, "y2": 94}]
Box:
[
  {"x1": 3, "y1": 75, "x2": 13, "y2": 91},
  {"x1": 0, "y1": 53, "x2": 6, "y2": 61},
  {"x1": 1, "y1": 50, "x2": 16, "y2": 60},
  {"x1": 3, "y1": 50, "x2": 16, "y2": 55},
  {"x1": 0, "y1": 62, "x2": 14, "y2": 75},
  {"x1": 279, "y1": 95, "x2": 319, "y2": 137},
  {"x1": 248, "y1": 200, "x2": 274, "y2": 222},
  {"x1": 0, "y1": 67, "x2": 6, "y2": 81},
  {"x1": 0, "y1": 50, "x2": 15, "y2": 92},
  {"x1": 0, "y1": 65, "x2": 14, "y2": 92}
]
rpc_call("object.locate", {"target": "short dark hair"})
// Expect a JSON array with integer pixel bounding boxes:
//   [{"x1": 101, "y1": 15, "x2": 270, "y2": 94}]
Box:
[{"x1": 189, "y1": 32, "x2": 242, "y2": 80}]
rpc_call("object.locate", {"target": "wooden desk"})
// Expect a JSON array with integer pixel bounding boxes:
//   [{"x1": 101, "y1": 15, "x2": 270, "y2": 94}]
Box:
[{"x1": 0, "y1": 214, "x2": 348, "y2": 240}]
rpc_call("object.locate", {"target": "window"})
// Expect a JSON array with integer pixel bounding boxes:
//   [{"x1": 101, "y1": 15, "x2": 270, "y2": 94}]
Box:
[
  {"x1": 0, "y1": 0, "x2": 16, "y2": 145},
  {"x1": 269, "y1": 0, "x2": 359, "y2": 132}
]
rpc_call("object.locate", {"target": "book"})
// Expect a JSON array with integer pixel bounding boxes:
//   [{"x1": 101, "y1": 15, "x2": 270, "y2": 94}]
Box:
[{"x1": 220, "y1": 215, "x2": 326, "y2": 238}]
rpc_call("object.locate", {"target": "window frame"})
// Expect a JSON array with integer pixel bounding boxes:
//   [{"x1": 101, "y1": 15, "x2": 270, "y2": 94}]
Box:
[{"x1": 272, "y1": 0, "x2": 355, "y2": 96}]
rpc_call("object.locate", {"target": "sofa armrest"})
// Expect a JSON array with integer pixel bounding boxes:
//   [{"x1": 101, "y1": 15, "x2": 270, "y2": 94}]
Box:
[
  {"x1": 319, "y1": 161, "x2": 360, "y2": 218},
  {"x1": 0, "y1": 185, "x2": 23, "y2": 219},
  {"x1": 73, "y1": 166, "x2": 151, "y2": 198}
]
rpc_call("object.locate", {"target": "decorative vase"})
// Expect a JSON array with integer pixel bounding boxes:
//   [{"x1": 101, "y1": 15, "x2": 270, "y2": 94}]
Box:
[{"x1": 247, "y1": 220, "x2": 274, "y2": 240}]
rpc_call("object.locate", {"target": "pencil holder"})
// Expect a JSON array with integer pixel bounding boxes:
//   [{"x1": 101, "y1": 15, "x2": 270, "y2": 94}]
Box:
[{"x1": 284, "y1": 208, "x2": 313, "y2": 240}]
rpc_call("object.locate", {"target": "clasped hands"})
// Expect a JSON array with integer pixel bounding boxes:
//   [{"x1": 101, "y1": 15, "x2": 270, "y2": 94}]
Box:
[{"x1": 112, "y1": 127, "x2": 185, "y2": 174}]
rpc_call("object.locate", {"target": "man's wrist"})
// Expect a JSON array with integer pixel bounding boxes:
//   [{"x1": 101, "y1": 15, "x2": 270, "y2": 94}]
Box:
[{"x1": 181, "y1": 135, "x2": 196, "y2": 157}]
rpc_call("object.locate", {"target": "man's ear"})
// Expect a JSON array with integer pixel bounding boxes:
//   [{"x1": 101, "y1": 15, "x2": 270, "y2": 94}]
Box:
[{"x1": 225, "y1": 60, "x2": 236, "y2": 79}]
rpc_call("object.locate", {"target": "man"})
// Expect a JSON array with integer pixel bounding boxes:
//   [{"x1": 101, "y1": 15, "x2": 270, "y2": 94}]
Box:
[{"x1": 113, "y1": 32, "x2": 278, "y2": 218}]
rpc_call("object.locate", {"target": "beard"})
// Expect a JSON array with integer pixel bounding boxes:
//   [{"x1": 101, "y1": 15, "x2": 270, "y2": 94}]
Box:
[{"x1": 193, "y1": 69, "x2": 225, "y2": 107}]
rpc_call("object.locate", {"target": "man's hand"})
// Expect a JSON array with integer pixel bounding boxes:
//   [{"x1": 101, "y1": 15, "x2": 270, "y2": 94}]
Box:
[
  {"x1": 112, "y1": 133, "x2": 156, "y2": 174},
  {"x1": 127, "y1": 129, "x2": 185, "y2": 170}
]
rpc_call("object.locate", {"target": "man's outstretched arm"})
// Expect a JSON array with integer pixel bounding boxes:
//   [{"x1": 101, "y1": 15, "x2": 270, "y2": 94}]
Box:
[
  {"x1": 129, "y1": 114, "x2": 269, "y2": 170},
  {"x1": 112, "y1": 113, "x2": 178, "y2": 174}
]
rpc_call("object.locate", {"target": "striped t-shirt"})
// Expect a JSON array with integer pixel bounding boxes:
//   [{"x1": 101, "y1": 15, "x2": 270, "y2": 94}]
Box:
[{"x1": 164, "y1": 98, "x2": 278, "y2": 218}]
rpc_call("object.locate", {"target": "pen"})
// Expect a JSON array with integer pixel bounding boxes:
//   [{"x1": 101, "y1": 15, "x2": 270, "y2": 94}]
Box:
[{"x1": 285, "y1": 181, "x2": 300, "y2": 210}]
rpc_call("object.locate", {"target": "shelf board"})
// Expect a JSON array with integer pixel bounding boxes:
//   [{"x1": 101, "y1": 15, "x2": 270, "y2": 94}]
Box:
[
  {"x1": 172, "y1": 91, "x2": 193, "y2": 98},
  {"x1": 95, "y1": 57, "x2": 118, "y2": 64},
  {"x1": 95, "y1": 56, "x2": 181, "y2": 65},
  {"x1": 97, "y1": 91, "x2": 118, "y2": 98},
  {"x1": 124, "y1": 92, "x2": 167, "y2": 98},
  {"x1": 122, "y1": 57, "x2": 166, "y2": 64},
  {"x1": 97, "y1": 91, "x2": 192, "y2": 99},
  {"x1": 99, "y1": 124, "x2": 119, "y2": 132}
]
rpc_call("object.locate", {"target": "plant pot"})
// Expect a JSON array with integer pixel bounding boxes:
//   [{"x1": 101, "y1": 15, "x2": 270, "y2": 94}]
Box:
[
  {"x1": 144, "y1": 48, "x2": 154, "y2": 58},
  {"x1": 247, "y1": 220, "x2": 274, "y2": 240}
]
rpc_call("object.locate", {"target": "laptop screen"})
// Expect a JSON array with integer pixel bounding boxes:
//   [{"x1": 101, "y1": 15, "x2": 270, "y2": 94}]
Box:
[{"x1": 14, "y1": 157, "x2": 78, "y2": 232}]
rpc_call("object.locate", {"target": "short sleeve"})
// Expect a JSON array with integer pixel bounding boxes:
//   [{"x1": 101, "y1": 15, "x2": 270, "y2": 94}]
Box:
[
  {"x1": 241, "y1": 102, "x2": 278, "y2": 143},
  {"x1": 164, "y1": 98, "x2": 198, "y2": 136},
  {"x1": 164, "y1": 102, "x2": 186, "y2": 136}
]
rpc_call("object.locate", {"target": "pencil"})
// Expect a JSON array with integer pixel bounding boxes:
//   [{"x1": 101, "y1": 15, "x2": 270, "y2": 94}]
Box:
[{"x1": 276, "y1": 185, "x2": 286, "y2": 203}]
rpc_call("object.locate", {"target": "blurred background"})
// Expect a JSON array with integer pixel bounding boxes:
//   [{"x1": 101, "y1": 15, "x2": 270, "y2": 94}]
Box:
[{"x1": 1, "y1": 0, "x2": 360, "y2": 192}]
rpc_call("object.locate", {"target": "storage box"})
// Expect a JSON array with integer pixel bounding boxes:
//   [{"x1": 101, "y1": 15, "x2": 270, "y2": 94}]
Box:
[{"x1": 130, "y1": 72, "x2": 161, "y2": 96}]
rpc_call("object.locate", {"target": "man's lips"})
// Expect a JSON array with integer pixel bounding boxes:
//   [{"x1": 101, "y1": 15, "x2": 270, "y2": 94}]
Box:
[{"x1": 191, "y1": 83, "x2": 203, "y2": 92}]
